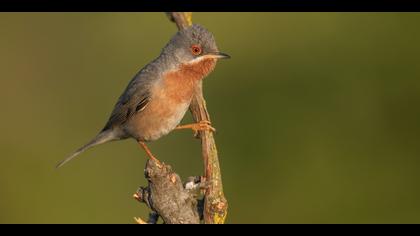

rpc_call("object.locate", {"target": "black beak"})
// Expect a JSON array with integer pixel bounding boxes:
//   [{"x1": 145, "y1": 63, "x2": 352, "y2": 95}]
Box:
[{"x1": 207, "y1": 52, "x2": 231, "y2": 59}]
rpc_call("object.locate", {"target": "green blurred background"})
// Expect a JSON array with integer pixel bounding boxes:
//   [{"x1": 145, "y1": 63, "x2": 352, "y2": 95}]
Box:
[{"x1": 1, "y1": 13, "x2": 420, "y2": 224}]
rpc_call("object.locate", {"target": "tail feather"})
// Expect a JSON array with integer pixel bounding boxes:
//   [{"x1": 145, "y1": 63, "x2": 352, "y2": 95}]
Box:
[{"x1": 56, "y1": 130, "x2": 117, "y2": 168}]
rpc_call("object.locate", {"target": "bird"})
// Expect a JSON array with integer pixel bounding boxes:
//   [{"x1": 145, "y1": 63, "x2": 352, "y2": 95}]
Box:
[{"x1": 56, "y1": 24, "x2": 230, "y2": 168}]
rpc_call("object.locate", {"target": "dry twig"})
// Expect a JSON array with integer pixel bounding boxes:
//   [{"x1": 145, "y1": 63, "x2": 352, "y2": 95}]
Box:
[{"x1": 135, "y1": 12, "x2": 228, "y2": 224}]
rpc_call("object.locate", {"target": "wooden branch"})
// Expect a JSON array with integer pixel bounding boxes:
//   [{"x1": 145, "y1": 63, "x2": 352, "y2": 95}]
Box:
[
  {"x1": 134, "y1": 13, "x2": 228, "y2": 224},
  {"x1": 166, "y1": 12, "x2": 228, "y2": 224},
  {"x1": 165, "y1": 12, "x2": 192, "y2": 30},
  {"x1": 134, "y1": 159, "x2": 201, "y2": 224}
]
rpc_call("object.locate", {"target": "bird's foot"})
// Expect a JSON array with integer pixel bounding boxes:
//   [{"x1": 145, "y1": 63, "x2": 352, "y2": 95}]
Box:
[
  {"x1": 149, "y1": 156, "x2": 163, "y2": 169},
  {"x1": 176, "y1": 120, "x2": 216, "y2": 136},
  {"x1": 196, "y1": 120, "x2": 217, "y2": 133}
]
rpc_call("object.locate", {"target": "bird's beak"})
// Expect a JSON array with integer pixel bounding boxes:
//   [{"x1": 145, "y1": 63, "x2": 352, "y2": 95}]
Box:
[{"x1": 206, "y1": 52, "x2": 231, "y2": 59}]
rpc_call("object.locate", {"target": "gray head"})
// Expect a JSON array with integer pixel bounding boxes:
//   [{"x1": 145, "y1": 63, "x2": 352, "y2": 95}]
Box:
[{"x1": 162, "y1": 24, "x2": 230, "y2": 65}]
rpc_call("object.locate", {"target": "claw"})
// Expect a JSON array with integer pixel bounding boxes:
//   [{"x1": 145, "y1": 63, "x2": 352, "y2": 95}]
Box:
[
  {"x1": 196, "y1": 120, "x2": 216, "y2": 133},
  {"x1": 176, "y1": 120, "x2": 216, "y2": 138}
]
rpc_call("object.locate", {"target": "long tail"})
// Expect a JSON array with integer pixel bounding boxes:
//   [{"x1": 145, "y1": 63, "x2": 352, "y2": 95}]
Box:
[{"x1": 56, "y1": 129, "x2": 117, "y2": 168}]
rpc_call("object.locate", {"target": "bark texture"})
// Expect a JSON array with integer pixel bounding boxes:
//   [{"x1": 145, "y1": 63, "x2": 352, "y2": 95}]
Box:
[{"x1": 135, "y1": 12, "x2": 228, "y2": 224}]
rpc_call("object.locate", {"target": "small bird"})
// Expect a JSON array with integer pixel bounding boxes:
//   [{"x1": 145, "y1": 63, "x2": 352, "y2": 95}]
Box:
[{"x1": 57, "y1": 24, "x2": 230, "y2": 168}]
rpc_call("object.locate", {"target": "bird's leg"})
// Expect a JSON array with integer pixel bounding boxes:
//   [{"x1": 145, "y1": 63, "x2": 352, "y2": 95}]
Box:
[
  {"x1": 175, "y1": 120, "x2": 216, "y2": 135},
  {"x1": 138, "y1": 141, "x2": 162, "y2": 166}
]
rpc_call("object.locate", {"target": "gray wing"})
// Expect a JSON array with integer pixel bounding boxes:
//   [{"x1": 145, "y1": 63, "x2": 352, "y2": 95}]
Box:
[{"x1": 102, "y1": 63, "x2": 159, "y2": 131}]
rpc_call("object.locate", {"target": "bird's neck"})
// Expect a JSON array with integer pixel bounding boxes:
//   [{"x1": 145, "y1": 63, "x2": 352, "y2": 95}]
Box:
[
  {"x1": 161, "y1": 58, "x2": 217, "y2": 103},
  {"x1": 177, "y1": 58, "x2": 217, "y2": 81}
]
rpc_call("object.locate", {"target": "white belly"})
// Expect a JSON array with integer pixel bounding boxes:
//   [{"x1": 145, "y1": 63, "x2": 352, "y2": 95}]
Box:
[
  {"x1": 127, "y1": 98, "x2": 190, "y2": 142},
  {"x1": 147, "y1": 101, "x2": 190, "y2": 140},
  {"x1": 127, "y1": 74, "x2": 197, "y2": 142}
]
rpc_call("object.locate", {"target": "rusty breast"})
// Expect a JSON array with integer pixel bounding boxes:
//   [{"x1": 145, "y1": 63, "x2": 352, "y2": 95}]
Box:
[
  {"x1": 163, "y1": 58, "x2": 217, "y2": 102},
  {"x1": 127, "y1": 58, "x2": 217, "y2": 142}
]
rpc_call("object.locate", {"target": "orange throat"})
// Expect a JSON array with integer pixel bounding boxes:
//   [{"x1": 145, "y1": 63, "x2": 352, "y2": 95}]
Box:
[
  {"x1": 179, "y1": 58, "x2": 217, "y2": 81},
  {"x1": 162, "y1": 58, "x2": 217, "y2": 103}
]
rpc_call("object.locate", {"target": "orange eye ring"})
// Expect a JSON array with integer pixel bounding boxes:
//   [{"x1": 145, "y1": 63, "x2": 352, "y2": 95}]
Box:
[{"x1": 191, "y1": 45, "x2": 202, "y2": 56}]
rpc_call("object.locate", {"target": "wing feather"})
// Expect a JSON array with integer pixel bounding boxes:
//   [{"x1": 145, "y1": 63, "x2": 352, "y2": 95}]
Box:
[{"x1": 102, "y1": 61, "x2": 160, "y2": 131}]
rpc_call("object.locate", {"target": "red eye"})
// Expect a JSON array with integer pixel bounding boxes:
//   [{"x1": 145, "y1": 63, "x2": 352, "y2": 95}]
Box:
[{"x1": 191, "y1": 45, "x2": 202, "y2": 55}]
